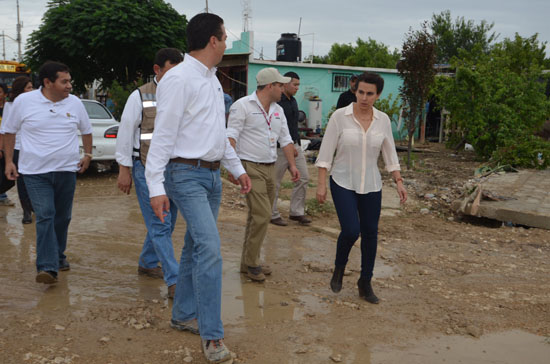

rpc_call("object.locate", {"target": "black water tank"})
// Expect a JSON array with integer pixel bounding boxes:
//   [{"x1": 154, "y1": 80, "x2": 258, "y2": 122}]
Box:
[{"x1": 276, "y1": 33, "x2": 302, "y2": 62}]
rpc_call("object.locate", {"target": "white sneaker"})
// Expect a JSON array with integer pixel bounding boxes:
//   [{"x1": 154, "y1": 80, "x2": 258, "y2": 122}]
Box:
[{"x1": 201, "y1": 339, "x2": 233, "y2": 363}]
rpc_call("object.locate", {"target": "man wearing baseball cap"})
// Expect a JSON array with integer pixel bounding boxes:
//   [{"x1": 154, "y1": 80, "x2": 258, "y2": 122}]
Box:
[{"x1": 227, "y1": 67, "x2": 300, "y2": 281}]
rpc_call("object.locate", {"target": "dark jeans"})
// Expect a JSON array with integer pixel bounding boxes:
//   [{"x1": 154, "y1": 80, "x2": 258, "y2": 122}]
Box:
[
  {"x1": 13, "y1": 150, "x2": 33, "y2": 213},
  {"x1": 330, "y1": 177, "x2": 381, "y2": 280},
  {"x1": 23, "y1": 172, "x2": 76, "y2": 273}
]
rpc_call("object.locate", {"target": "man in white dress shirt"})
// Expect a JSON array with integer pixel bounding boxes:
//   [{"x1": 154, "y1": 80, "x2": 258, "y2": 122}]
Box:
[
  {"x1": 115, "y1": 48, "x2": 183, "y2": 299},
  {"x1": 3, "y1": 61, "x2": 93, "y2": 284},
  {"x1": 227, "y1": 68, "x2": 300, "y2": 282},
  {"x1": 145, "y1": 13, "x2": 251, "y2": 364}
]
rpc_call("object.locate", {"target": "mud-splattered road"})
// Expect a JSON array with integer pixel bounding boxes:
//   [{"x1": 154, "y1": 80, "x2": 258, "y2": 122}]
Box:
[{"x1": 1, "y1": 150, "x2": 549, "y2": 363}]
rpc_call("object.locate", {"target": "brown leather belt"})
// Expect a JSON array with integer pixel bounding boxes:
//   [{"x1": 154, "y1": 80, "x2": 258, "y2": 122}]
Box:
[
  {"x1": 170, "y1": 158, "x2": 221, "y2": 170},
  {"x1": 241, "y1": 159, "x2": 275, "y2": 166}
]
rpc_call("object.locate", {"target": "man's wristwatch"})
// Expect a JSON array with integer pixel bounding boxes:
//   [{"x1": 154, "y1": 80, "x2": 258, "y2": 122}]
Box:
[{"x1": 84, "y1": 153, "x2": 93, "y2": 159}]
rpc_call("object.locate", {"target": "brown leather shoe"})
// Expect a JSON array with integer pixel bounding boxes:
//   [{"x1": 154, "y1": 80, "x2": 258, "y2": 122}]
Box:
[
  {"x1": 168, "y1": 284, "x2": 176, "y2": 299},
  {"x1": 240, "y1": 263, "x2": 272, "y2": 275},
  {"x1": 246, "y1": 266, "x2": 266, "y2": 282},
  {"x1": 138, "y1": 265, "x2": 164, "y2": 279},
  {"x1": 289, "y1": 215, "x2": 311, "y2": 225},
  {"x1": 270, "y1": 217, "x2": 288, "y2": 226}
]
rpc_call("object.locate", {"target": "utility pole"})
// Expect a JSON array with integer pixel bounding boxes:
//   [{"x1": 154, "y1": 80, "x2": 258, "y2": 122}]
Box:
[
  {"x1": 16, "y1": 0, "x2": 23, "y2": 62},
  {"x1": 205, "y1": 0, "x2": 209, "y2": 13},
  {"x1": 2, "y1": 30, "x2": 5, "y2": 60}
]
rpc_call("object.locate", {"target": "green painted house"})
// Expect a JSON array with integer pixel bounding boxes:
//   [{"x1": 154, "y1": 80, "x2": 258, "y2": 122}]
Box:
[{"x1": 219, "y1": 31, "x2": 405, "y2": 139}]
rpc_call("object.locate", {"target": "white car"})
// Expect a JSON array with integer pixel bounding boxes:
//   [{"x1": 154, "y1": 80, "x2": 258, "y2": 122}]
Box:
[{"x1": 79, "y1": 99, "x2": 119, "y2": 167}]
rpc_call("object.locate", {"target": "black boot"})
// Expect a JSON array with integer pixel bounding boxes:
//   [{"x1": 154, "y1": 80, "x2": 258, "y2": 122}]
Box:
[
  {"x1": 358, "y1": 277, "x2": 379, "y2": 304},
  {"x1": 330, "y1": 266, "x2": 345, "y2": 293},
  {"x1": 22, "y1": 209, "x2": 32, "y2": 224}
]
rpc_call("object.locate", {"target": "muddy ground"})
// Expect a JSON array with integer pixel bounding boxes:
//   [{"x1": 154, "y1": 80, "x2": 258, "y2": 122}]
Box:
[{"x1": 1, "y1": 143, "x2": 549, "y2": 364}]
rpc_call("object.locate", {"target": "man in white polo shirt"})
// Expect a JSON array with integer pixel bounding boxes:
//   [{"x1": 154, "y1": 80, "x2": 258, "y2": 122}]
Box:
[
  {"x1": 3, "y1": 61, "x2": 93, "y2": 285},
  {"x1": 227, "y1": 67, "x2": 300, "y2": 282}
]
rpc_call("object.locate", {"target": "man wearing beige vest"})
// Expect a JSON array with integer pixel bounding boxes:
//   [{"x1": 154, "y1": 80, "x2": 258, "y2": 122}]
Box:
[{"x1": 115, "y1": 48, "x2": 183, "y2": 299}]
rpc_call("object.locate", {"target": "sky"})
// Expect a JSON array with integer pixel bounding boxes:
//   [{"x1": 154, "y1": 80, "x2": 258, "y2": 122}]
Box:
[{"x1": 0, "y1": 0, "x2": 549, "y2": 62}]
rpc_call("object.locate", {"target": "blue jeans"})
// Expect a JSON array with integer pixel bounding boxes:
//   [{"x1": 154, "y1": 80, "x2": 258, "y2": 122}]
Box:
[
  {"x1": 330, "y1": 177, "x2": 381, "y2": 280},
  {"x1": 132, "y1": 159, "x2": 179, "y2": 286},
  {"x1": 23, "y1": 172, "x2": 76, "y2": 273},
  {"x1": 164, "y1": 162, "x2": 224, "y2": 340}
]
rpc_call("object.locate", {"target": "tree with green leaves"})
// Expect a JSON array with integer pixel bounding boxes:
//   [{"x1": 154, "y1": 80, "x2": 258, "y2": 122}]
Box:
[
  {"x1": 25, "y1": 0, "x2": 187, "y2": 92},
  {"x1": 314, "y1": 37, "x2": 400, "y2": 69},
  {"x1": 435, "y1": 33, "x2": 550, "y2": 169},
  {"x1": 397, "y1": 23, "x2": 437, "y2": 169},
  {"x1": 430, "y1": 10, "x2": 498, "y2": 65}
]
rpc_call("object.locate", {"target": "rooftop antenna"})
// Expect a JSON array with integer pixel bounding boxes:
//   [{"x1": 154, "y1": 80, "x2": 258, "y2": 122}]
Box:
[{"x1": 241, "y1": 0, "x2": 252, "y2": 32}]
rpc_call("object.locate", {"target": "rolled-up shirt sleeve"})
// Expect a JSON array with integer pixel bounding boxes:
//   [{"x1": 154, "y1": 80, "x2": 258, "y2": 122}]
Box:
[
  {"x1": 315, "y1": 116, "x2": 339, "y2": 171},
  {"x1": 381, "y1": 116, "x2": 400, "y2": 172},
  {"x1": 145, "y1": 75, "x2": 185, "y2": 197},
  {"x1": 116, "y1": 90, "x2": 142, "y2": 167}
]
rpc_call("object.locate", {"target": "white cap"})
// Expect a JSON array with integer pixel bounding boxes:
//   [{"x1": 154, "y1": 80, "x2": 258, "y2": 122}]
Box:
[{"x1": 256, "y1": 67, "x2": 291, "y2": 86}]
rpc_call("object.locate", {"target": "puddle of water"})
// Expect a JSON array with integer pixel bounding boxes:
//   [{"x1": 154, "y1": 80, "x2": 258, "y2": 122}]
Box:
[
  {"x1": 371, "y1": 330, "x2": 550, "y2": 364},
  {"x1": 221, "y1": 260, "x2": 330, "y2": 327}
]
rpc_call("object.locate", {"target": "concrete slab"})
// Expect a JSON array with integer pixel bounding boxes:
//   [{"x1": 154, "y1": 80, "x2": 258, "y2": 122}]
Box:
[{"x1": 453, "y1": 170, "x2": 550, "y2": 229}]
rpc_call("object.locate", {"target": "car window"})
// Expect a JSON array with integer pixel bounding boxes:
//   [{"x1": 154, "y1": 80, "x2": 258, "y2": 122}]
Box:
[{"x1": 83, "y1": 101, "x2": 114, "y2": 120}]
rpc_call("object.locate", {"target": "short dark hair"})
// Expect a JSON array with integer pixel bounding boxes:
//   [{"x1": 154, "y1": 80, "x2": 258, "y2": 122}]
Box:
[
  {"x1": 357, "y1": 72, "x2": 384, "y2": 94},
  {"x1": 0, "y1": 83, "x2": 7, "y2": 95},
  {"x1": 154, "y1": 48, "x2": 183, "y2": 67},
  {"x1": 38, "y1": 61, "x2": 70, "y2": 87},
  {"x1": 187, "y1": 13, "x2": 224, "y2": 52},
  {"x1": 10, "y1": 76, "x2": 32, "y2": 101},
  {"x1": 284, "y1": 71, "x2": 300, "y2": 80}
]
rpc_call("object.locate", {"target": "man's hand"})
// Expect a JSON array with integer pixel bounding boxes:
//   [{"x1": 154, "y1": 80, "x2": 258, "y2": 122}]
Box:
[
  {"x1": 288, "y1": 165, "x2": 300, "y2": 183},
  {"x1": 117, "y1": 166, "x2": 133, "y2": 194},
  {"x1": 5, "y1": 161, "x2": 19, "y2": 180},
  {"x1": 150, "y1": 195, "x2": 170, "y2": 223},
  {"x1": 77, "y1": 155, "x2": 92, "y2": 174},
  {"x1": 237, "y1": 173, "x2": 252, "y2": 194}
]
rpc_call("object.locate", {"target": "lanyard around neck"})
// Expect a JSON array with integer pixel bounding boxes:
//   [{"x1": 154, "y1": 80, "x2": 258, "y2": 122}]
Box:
[{"x1": 258, "y1": 105, "x2": 272, "y2": 131}]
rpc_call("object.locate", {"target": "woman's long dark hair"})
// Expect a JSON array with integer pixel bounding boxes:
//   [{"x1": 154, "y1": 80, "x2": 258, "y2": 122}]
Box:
[{"x1": 10, "y1": 76, "x2": 32, "y2": 101}]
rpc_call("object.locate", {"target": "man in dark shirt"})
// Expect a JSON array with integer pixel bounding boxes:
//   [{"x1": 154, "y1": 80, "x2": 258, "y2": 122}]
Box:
[
  {"x1": 336, "y1": 74, "x2": 358, "y2": 109},
  {"x1": 271, "y1": 71, "x2": 311, "y2": 226}
]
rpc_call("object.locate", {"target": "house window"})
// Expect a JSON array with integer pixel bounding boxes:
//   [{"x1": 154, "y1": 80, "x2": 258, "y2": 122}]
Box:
[{"x1": 332, "y1": 73, "x2": 355, "y2": 92}]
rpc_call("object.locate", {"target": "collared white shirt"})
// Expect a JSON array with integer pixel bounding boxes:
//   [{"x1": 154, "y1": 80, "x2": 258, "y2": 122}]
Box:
[
  {"x1": 145, "y1": 54, "x2": 246, "y2": 197},
  {"x1": 115, "y1": 77, "x2": 158, "y2": 167},
  {"x1": 0, "y1": 102, "x2": 22, "y2": 150},
  {"x1": 226, "y1": 91, "x2": 293, "y2": 163},
  {"x1": 2, "y1": 89, "x2": 92, "y2": 174},
  {"x1": 315, "y1": 103, "x2": 400, "y2": 194}
]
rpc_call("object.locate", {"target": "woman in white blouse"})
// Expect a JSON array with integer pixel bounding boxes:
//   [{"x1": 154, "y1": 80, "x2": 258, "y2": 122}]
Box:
[{"x1": 316, "y1": 72, "x2": 407, "y2": 304}]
